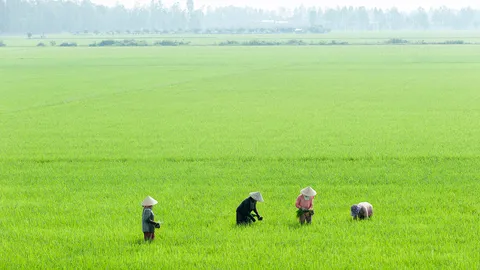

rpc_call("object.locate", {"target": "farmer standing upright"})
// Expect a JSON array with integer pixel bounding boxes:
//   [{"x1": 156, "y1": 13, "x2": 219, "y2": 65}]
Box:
[
  {"x1": 236, "y1": 192, "x2": 264, "y2": 225},
  {"x1": 295, "y1": 186, "x2": 317, "y2": 225},
  {"x1": 142, "y1": 196, "x2": 161, "y2": 241}
]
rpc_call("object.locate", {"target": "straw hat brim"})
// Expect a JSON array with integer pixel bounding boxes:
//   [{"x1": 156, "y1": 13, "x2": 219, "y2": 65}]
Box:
[
  {"x1": 300, "y1": 187, "x2": 317, "y2": 196},
  {"x1": 249, "y1": 192, "x2": 264, "y2": 202},
  {"x1": 141, "y1": 196, "x2": 158, "y2": 206}
]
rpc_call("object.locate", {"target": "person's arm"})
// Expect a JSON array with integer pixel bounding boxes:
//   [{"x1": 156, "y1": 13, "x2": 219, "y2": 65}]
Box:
[
  {"x1": 144, "y1": 210, "x2": 159, "y2": 225},
  {"x1": 309, "y1": 197, "x2": 314, "y2": 210},
  {"x1": 252, "y1": 202, "x2": 263, "y2": 220},
  {"x1": 147, "y1": 212, "x2": 157, "y2": 224},
  {"x1": 253, "y1": 208, "x2": 260, "y2": 218},
  {"x1": 295, "y1": 196, "x2": 302, "y2": 209},
  {"x1": 367, "y1": 205, "x2": 373, "y2": 218},
  {"x1": 148, "y1": 219, "x2": 158, "y2": 224}
]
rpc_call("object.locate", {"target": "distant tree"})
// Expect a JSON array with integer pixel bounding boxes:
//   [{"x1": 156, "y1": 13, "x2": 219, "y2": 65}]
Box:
[
  {"x1": 354, "y1": 6, "x2": 369, "y2": 30},
  {"x1": 372, "y1": 8, "x2": 386, "y2": 31},
  {"x1": 411, "y1": 7, "x2": 429, "y2": 29},
  {"x1": 27, "y1": 32, "x2": 32, "y2": 38},
  {"x1": 6, "y1": 0, "x2": 29, "y2": 32},
  {"x1": 149, "y1": 0, "x2": 164, "y2": 30},
  {"x1": 455, "y1": 7, "x2": 476, "y2": 29},
  {"x1": 308, "y1": 8, "x2": 317, "y2": 27},
  {"x1": 166, "y1": 2, "x2": 186, "y2": 30},
  {"x1": 79, "y1": 0, "x2": 95, "y2": 31},
  {"x1": 322, "y1": 8, "x2": 338, "y2": 29},
  {"x1": 110, "y1": 4, "x2": 129, "y2": 31},
  {"x1": 0, "y1": 1, "x2": 479, "y2": 34},
  {"x1": 0, "y1": 0, "x2": 5, "y2": 32},
  {"x1": 186, "y1": 0, "x2": 194, "y2": 29},
  {"x1": 186, "y1": 0, "x2": 193, "y2": 14},
  {"x1": 386, "y1": 7, "x2": 405, "y2": 30},
  {"x1": 291, "y1": 5, "x2": 307, "y2": 26},
  {"x1": 338, "y1": 6, "x2": 353, "y2": 31},
  {"x1": 190, "y1": 9, "x2": 203, "y2": 30},
  {"x1": 431, "y1": 6, "x2": 454, "y2": 29}
]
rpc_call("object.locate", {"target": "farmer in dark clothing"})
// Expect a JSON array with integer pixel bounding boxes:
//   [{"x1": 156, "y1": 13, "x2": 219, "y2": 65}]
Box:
[
  {"x1": 236, "y1": 192, "x2": 264, "y2": 225},
  {"x1": 351, "y1": 202, "x2": 374, "y2": 220},
  {"x1": 142, "y1": 196, "x2": 161, "y2": 241}
]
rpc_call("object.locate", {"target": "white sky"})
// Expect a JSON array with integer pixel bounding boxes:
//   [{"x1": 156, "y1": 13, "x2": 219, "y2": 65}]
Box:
[{"x1": 93, "y1": 0, "x2": 480, "y2": 10}]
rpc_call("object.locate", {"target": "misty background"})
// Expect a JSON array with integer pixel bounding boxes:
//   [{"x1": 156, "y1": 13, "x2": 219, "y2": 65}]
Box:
[{"x1": 0, "y1": 0, "x2": 479, "y2": 34}]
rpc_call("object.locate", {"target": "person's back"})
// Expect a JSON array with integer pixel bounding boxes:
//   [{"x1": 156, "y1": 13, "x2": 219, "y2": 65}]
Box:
[
  {"x1": 357, "y1": 202, "x2": 373, "y2": 219},
  {"x1": 236, "y1": 197, "x2": 253, "y2": 215}
]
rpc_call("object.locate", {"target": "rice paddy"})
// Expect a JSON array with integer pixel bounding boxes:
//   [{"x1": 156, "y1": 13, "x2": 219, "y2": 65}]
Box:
[{"x1": 1, "y1": 35, "x2": 479, "y2": 269}]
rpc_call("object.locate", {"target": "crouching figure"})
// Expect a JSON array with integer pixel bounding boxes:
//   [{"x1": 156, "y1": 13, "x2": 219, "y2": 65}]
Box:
[
  {"x1": 236, "y1": 192, "x2": 264, "y2": 225},
  {"x1": 350, "y1": 202, "x2": 373, "y2": 220}
]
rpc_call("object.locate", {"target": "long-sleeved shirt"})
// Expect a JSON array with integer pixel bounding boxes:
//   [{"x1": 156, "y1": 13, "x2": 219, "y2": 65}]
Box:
[
  {"x1": 236, "y1": 197, "x2": 259, "y2": 218},
  {"x1": 295, "y1": 195, "x2": 314, "y2": 210},
  {"x1": 357, "y1": 202, "x2": 373, "y2": 218},
  {"x1": 142, "y1": 207, "x2": 156, "y2": 233}
]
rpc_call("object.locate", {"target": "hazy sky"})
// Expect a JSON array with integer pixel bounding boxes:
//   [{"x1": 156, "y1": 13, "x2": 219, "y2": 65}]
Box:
[{"x1": 93, "y1": 0, "x2": 480, "y2": 10}]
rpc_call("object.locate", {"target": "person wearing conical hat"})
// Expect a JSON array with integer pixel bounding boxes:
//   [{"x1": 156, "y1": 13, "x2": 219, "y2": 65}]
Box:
[
  {"x1": 295, "y1": 186, "x2": 317, "y2": 225},
  {"x1": 141, "y1": 196, "x2": 161, "y2": 241},
  {"x1": 351, "y1": 202, "x2": 373, "y2": 220},
  {"x1": 236, "y1": 192, "x2": 264, "y2": 225}
]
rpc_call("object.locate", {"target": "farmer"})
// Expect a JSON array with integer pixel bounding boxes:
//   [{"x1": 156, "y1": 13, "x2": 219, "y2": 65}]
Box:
[
  {"x1": 350, "y1": 202, "x2": 374, "y2": 220},
  {"x1": 142, "y1": 196, "x2": 161, "y2": 241},
  {"x1": 295, "y1": 186, "x2": 317, "y2": 225},
  {"x1": 236, "y1": 192, "x2": 264, "y2": 225}
]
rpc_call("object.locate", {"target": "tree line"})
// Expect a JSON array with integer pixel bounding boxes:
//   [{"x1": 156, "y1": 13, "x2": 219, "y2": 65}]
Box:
[{"x1": 0, "y1": 0, "x2": 479, "y2": 34}]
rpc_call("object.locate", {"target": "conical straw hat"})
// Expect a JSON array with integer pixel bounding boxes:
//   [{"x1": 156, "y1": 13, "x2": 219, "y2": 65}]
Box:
[
  {"x1": 249, "y1": 192, "x2": 264, "y2": 202},
  {"x1": 300, "y1": 187, "x2": 317, "y2": 196},
  {"x1": 141, "y1": 196, "x2": 158, "y2": 206}
]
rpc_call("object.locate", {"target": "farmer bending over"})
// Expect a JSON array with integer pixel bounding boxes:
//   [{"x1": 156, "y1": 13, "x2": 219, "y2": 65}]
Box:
[
  {"x1": 142, "y1": 196, "x2": 161, "y2": 241},
  {"x1": 295, "y1": 186, "x2": 317, "y2": 225},
  {"x1": 236, "y1": 192, "x2": 264, "y2": 225},
  {"x1": 351, "y1": 202, "x2": 373, "y2": 220}
]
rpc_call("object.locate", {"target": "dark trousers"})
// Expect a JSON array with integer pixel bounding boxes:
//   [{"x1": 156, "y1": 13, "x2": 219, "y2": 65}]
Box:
[
  {"x1": 144, "y1": 232, "x2": 155, "y2": 241},
  {"x1": 299, "y1": 212, "x2": 312, "y2": 224},
  {"x1": 236, "y1": 212, "x2": 254, "y2": 225}
]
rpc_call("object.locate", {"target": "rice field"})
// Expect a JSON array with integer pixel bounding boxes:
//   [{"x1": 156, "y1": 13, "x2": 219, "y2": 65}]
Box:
[{"x1": 0, "y1": 37, "x2": 479, "y2": 269}]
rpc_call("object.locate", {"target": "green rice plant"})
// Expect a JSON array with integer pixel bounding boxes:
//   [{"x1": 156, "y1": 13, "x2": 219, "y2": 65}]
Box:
[{"x1": 0, "y1": 41, "x2": 479, "y2": 269}]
